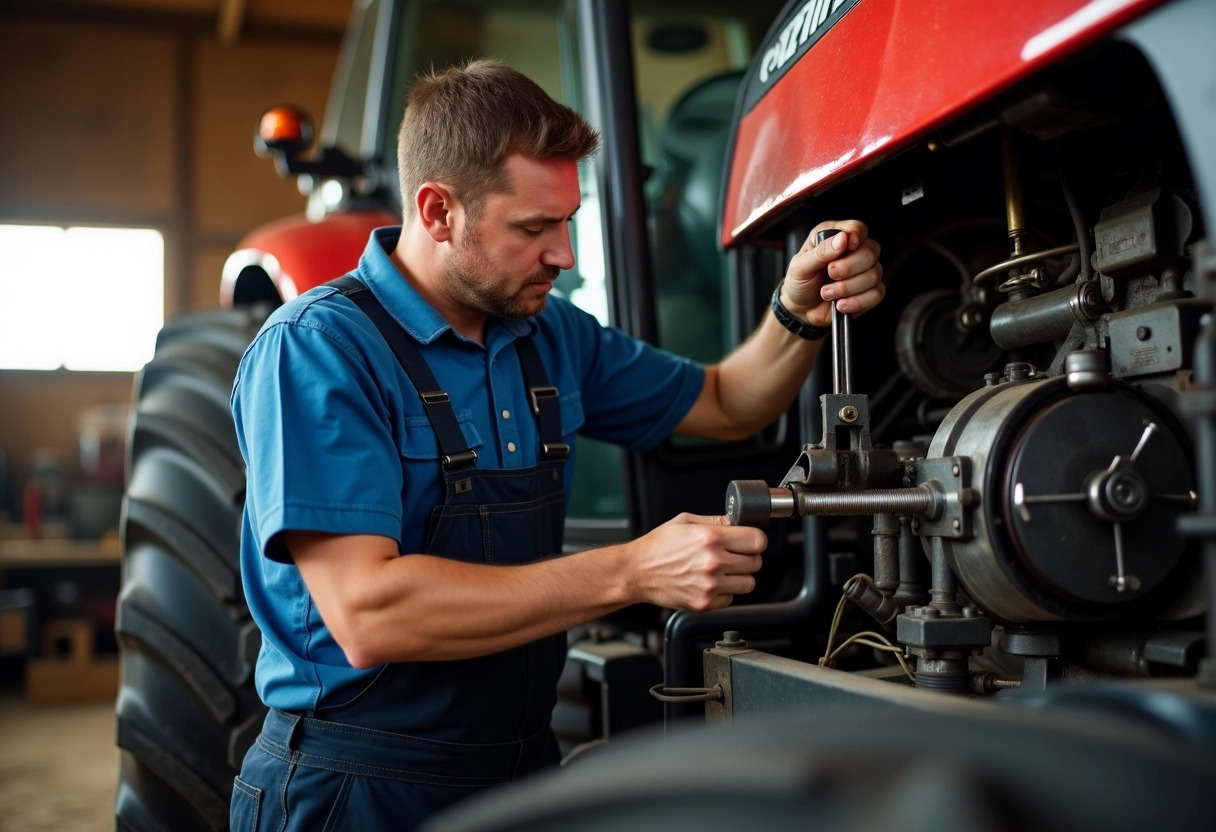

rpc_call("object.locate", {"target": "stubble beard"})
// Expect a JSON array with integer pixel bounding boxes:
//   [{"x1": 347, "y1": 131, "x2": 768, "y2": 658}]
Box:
[{"x1": 445, "y1": 222, "x2": 559, "y2": 320}]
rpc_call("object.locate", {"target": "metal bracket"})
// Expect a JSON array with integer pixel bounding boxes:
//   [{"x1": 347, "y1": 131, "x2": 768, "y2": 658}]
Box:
[
  {"x1": 909, "y1": 456, "x2": 976, "y2": 539},
  {"x1": 702, "y1": 639, "x2": 751, "y2": 725},
  {"x1": 820, "y1": 392, "x2": 874, "y2": 453}
]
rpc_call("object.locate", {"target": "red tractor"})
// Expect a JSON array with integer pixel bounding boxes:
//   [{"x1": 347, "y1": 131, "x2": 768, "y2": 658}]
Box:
[{"x1": 116, "y1": 1, "x2": 1216, "y2": 830}]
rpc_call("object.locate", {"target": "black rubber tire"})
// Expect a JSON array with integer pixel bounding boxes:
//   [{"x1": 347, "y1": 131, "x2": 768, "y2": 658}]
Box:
[
  {"x1": 423, "y1": 699, "x2": 1216, "y2": 832},
  {"x1": 115, "y1": 304, "x2": 274, "y2": 832}
]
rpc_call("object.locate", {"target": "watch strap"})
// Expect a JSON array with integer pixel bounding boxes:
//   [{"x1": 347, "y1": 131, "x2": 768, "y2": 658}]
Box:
[{"x1": 771, "y1": 280, "x2": 830, "y2": 341}]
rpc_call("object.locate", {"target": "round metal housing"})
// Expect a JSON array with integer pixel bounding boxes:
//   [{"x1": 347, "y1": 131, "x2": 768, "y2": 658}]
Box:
[{"x1": 926, "y1": 375, "x2": 1194, "y2": 623}]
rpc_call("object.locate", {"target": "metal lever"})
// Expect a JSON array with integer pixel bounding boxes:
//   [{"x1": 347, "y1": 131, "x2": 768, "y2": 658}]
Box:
[{"x1": 818, "y1": 228, "x2": 852, "y2": 395}]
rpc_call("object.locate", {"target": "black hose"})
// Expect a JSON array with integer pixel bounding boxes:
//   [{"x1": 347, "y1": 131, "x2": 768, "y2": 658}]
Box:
[
  {"x1": 662, "y1": 354, "x2": 830, "y2": 726},
  {"x1": 1058, "y1": 160, "x2": 1093, "y2": 283}
]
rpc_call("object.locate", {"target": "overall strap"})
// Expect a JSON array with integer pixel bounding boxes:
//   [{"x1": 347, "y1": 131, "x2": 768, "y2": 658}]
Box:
[
  {"x1": 514, "y1": 338, "x2": 568, "y2": 462},
  {"x1": 329, "y1": 274, "x2": 476, "y2": 471}
]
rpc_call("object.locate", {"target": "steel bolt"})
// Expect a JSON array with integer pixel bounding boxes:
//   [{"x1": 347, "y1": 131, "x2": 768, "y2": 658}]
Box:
[
  {"x1": 951, "y1": 465, "x2": 960, "y2": 477},
  {"x1": 1004, "y1": 362, "x2": 1035, "y2": 382},
  {"x1": 716, "y1": 630, "x2": 748, "y2": 648},
  {"x1": 959, "y1": 306, "x2": 985, "y2": 330},
  {"x1": 1113, "y1": 478, "x2": 1139, "y2": 506},
  {"x1": 839, "y1": 405, "x2": 860, "y2": 423},
  {"x1": 1065, "y1": 350, "x2": 1109, "y2": 390},
  {"x1": 952, "y1": 519, "x2": 961, "y2": 531},
  {"x1": 1078, "y1": 281, "x2": 1104, "y2": 315},
  {"x1": 1136, "y1": 326, "x2": 1152, "y2": 341}
]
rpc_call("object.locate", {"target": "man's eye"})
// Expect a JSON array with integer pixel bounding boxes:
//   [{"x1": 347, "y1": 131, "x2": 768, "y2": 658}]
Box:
[{"x1": 522, "y1": 226, "x2": 544, "y2": 237}]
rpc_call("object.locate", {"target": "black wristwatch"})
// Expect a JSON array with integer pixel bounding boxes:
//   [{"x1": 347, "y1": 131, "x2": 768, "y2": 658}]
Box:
[{"x1": 771, "y1": 280, "x2": 830, "y2": 341}]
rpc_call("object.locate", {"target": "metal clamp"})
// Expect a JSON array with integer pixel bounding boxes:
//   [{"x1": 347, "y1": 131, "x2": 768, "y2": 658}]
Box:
[
  {"x1": 541, "y1": 441, "x2": 570, "y2": 461},
  {"x1": 648, "y1": 683, "x2": 723, "y2": 703},
  {"x1": 908, "y1": 456, "x2": 977, "y2": 539},
  {"x1": 420, "y1": 390, "x2": 451, "y2": 405},
  {"x1": 440, "y1": 449, "x2": 477, "y2": 471},
  {"x1": 528, "y1": 385, "x2": 559, "y2": 415}
]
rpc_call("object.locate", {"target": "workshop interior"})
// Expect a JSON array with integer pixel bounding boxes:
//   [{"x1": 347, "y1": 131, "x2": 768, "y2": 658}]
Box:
[{"x1": 1, "y1": 1, "x2": 1214, "y2": 830}]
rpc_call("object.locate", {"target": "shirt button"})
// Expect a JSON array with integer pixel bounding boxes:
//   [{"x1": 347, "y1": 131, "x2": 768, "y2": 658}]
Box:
[
  {"x1": 502, "y1": 410, "x2": 510, "y2": 420},
  {"x1": 507, "y1": 442, "x2": 517, "y2": 453}
]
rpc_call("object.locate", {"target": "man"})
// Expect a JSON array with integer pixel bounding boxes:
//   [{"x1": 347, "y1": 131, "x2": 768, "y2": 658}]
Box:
[{"x1": 229, "y1": 59, "x2": 884, "y2": 831}]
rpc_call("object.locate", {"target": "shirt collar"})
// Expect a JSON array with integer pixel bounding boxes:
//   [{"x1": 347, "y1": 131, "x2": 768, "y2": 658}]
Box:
[{"x1": 355, "y1": 226, "x2": 537, "y2": 346}]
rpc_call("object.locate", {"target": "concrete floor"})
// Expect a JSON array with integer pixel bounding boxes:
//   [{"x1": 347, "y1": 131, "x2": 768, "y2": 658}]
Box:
[{"x1": 0, "y1": 667, "x2": 117, "y2": 832}]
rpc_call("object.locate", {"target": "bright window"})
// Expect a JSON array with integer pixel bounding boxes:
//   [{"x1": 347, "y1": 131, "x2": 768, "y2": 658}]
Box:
[{"x1": 0, "y1": 224, "x2": 164, "y2": 371}]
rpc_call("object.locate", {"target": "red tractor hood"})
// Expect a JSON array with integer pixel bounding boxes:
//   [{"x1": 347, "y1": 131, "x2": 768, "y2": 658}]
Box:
[{"x1": 721, "y1": 0, "x2": 1167, "y2": 247}]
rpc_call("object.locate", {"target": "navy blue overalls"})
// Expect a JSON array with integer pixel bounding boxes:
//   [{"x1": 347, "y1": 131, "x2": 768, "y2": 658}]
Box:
[{"x1": 230, "y1": 276, "x2": 568, "y2": 831}]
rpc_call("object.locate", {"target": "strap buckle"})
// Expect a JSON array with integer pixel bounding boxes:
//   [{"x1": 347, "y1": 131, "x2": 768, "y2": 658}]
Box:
[
  {"x1": 541, "y1": 442, "x2": 570, "y2": 461},
  {"x1": 420, "y1": 390, "x2": 450, "y2": 406},
  {"x1": 528, "y1": 385, "x2": 559, "y2": 416},
  {"x1": 441, "y1": 449, "x2": 478, "y2": 471}
]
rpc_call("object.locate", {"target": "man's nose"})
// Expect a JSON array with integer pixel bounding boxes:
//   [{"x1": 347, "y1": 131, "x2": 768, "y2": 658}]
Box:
[{"x1": 541, "y1": 225, "x2": 576, "y2": 271}]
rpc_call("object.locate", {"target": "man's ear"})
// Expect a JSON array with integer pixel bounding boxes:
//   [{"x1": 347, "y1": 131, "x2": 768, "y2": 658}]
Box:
[{"x1": 416, "y1": 183, "x2": 457, "y2": 243}]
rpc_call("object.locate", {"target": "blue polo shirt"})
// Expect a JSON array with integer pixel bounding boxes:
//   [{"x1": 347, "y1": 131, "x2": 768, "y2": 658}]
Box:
[{"x1": 232, "y1": 227, "x2": 705, "y2": 713}]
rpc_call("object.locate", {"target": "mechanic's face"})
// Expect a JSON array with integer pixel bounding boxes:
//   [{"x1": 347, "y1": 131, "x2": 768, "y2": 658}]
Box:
[{"x1": 445, "y1": 154, "x2": 580, "y2": 319}]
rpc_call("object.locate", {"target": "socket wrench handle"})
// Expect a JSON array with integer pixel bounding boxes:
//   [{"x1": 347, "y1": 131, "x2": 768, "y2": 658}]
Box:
[
  {"x1": 726, "y1": 480, "x2": 796, "y2": 527},
  {"x1": 817, "y1": 228, "x2": 852, "y2": 395}
]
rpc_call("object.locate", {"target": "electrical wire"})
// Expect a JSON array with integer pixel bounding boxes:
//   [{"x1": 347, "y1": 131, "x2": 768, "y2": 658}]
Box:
[
  {"x1": 819, "y1": 585, "x2": 852, "y2": 664},
  {"x1": 829, "y1": 631, "x2": 916, "y2": 683},
  {"x1": 819, "y1": 574, "x2": 917, "y2": 683}
]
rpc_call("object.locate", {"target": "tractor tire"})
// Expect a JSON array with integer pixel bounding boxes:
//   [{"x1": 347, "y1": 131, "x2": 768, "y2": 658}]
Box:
[{"x1": 115, "y1": 304, "x2": 273, "y2": 832}]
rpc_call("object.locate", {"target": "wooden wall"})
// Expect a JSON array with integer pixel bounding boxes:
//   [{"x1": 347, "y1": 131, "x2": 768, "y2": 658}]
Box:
[{"x1": 0, "y1": 3, "x2": 345, "y2": 517}]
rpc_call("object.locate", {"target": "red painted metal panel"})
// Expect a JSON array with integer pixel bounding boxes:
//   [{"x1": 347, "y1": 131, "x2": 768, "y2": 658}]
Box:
[
  {"x1": 223, "y1": 209, "x2": 399, "y2": 305},
  {"x1": 722, "y1": 0, "x2": 1167, "y2": 247}
]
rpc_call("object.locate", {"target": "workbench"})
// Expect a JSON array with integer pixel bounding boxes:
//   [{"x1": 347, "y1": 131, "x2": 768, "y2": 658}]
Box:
[{"x1": 0, "y1": 528, "x2": 121, "y2": 704}]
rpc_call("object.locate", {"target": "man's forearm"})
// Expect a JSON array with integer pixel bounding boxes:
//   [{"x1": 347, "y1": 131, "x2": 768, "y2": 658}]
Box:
[
  {"x1": 289, "y1": 516, "x2": 764, "y2": 667},
  {"x1": 354, "y1": 549, "x2": 637, "y2": 664},
  {"x1": 295, "y1": 536, "x2": 632, "y2": 666},
  {"x1": 722, "y1": 292, "x2": 830, "y2": 429},
  {"x1": 681, "y1": 309, "x2": 824, "y2": 440}
]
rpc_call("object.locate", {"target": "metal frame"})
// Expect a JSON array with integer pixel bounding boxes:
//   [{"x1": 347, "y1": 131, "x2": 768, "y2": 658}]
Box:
[{"x1": 702, "y1": 643, "x2": 992, "y2": 723}]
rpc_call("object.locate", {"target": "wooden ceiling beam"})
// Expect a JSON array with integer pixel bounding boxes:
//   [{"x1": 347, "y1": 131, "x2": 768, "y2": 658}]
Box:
[{"x1": 217, "y1": 0, "x2": 248, "y2": 44}]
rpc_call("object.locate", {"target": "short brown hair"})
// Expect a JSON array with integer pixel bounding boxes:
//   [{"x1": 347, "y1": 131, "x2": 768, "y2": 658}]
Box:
[{"x1": 397, "y1": 59, "x2": 599, "y2": 218}]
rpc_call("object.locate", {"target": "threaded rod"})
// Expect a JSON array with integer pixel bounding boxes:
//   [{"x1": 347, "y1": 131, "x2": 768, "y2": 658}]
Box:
[{"x1": 795, "y1": 486, "x2": 935, "y2": 517}]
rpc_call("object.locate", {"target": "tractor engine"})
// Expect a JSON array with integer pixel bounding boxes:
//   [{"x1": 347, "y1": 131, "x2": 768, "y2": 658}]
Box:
[
  {"x1": 720, "y1": 121, "x2": 1211, "y2": 698},
  {"x1": 420, "y1": 3, "x2": 1216, "y2": 830}
]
